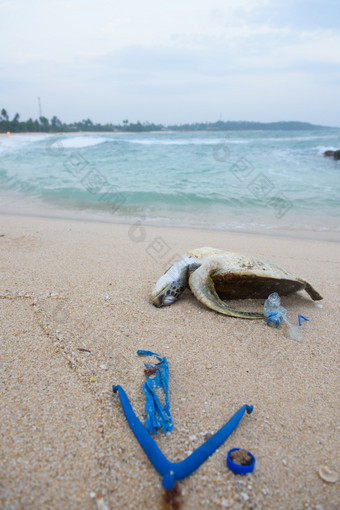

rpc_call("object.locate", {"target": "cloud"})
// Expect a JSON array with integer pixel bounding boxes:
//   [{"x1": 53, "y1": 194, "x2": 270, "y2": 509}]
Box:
[{"x1": 0, "y1": 0, "x2": 339, "y2": 125}]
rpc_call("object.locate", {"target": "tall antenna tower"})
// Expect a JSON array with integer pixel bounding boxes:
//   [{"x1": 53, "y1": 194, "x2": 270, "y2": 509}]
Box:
[{"x1": 37, "y1": 97, "x2": 42, "y2": 117}]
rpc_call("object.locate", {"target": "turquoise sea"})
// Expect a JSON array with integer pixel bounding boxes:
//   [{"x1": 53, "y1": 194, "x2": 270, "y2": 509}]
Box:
[{"x1": 0, "y1": 129, "x2": 339, "y2": 239}]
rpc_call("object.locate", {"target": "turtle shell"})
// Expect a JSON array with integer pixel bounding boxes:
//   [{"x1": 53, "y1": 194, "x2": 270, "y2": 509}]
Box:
[
  {"x1": 187, "y1": 248, "x2": 322, "y2": 317},
  {"x1": 187, "y1": 248, "x2": 303, "y2": 299}
]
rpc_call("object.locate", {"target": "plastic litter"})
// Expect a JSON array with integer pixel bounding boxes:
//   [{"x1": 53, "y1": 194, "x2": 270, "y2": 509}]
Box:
[
  {"x1": 96, "y1": 499, "x2": 109, "y2": 510},
  {"x1": 318, "y1": 465, "x2": 339, "y2": 483},
  {"x1": 226, "y1": 448, "x2": 256, "y2": 475},
  {"x1": 263, "y1": 293, "x2": 302, "y2": 342},
  {"x1": 298, "y1": 314, "x2": 309, "y2": 327},
  {"x1": 112, "y1": 384, "x2": 253, "y2": 489},
  {"x1": 137, "y1": 349, "x2": 173, "y2": 434}
]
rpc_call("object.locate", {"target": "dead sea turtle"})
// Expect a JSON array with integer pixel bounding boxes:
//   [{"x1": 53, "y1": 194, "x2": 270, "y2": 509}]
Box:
[{"x1": 151, "y1": 247, "x2": 322, "y2": 319}]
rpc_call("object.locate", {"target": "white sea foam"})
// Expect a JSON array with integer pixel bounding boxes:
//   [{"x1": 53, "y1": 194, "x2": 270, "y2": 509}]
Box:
[
  {"x1": 262, "y1": 135, "x2": 324, "y2": 142},
  {"x1": 53, "y1": 136, "x2": 107, "y2": 149},
  {"x1": 316, "y1": 145, "x2": 338, "y2": 155},
  {"x1": 0, "y1": 134, "x2": 52, "y2": 153},
  {"x1": 125, "y1": 138, "x2": 250, "y2": 146},
  {"x1": 125, "y1": 135, "x2": 332, "y2": 146}
]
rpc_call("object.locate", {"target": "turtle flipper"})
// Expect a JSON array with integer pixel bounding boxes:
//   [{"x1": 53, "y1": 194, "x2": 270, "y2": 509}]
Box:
[
  {"x1": 188, "y1": 265, "x2": 263, "y2": 320},
  {"x1": 301, "y1": 281, "x2": 323, "y2": 301}
]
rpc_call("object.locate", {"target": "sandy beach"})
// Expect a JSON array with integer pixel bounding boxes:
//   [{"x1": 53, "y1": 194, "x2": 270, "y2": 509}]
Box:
[{"x1": 0, "y1": 213, "x2": 339, "y2": 510}]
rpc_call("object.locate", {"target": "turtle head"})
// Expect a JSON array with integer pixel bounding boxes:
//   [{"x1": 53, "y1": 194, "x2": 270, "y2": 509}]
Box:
[
  {"x1": 152, "y1": 277, "x2": 186, "y2": 307},
  {"x1": 151, "y1": 256, "x2": 199, "y2": 307}
]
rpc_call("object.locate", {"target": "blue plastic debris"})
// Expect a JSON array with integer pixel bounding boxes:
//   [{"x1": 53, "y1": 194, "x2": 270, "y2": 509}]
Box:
[
  {"x1": 137, "y1": 350, "x2": 173, "y2": 434},
  {"x1": 112, "y1": 384, "x2": 253, "y2": 489},
  {"x1": 263, "y1": 292, "x2": 285, "y2": 328},
  {"x1": 298, "y1": 315, "x2": 309, "y2": 327},
  {"x1": 264, "y1": 293, "x2": 302, "y2": 342},
  {"x1": 226, "y1": 448, "x2": 256, "y2": 475}
]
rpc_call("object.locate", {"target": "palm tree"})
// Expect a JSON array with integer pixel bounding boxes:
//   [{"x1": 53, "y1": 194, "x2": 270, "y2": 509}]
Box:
[{"x1": 1, "y1": 108, "x2": 9, "y2": 121}]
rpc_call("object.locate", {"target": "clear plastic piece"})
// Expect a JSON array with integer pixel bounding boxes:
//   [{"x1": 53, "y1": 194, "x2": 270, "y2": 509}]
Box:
[{"x1": 263, "y1": 292, "x2": 302, "y2": 342}]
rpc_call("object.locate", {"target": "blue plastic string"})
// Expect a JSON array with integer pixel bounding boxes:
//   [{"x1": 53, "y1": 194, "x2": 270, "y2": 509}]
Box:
[
  {"x1": 137, "y1": 349, "x2": 173, "y2": 434},
  {"x1": 298, "y1": 315, "x2": 309, "y2": 326}
]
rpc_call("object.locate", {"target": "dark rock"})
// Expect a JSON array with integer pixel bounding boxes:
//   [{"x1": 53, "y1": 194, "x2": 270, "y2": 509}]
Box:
[{"x1": 323, "y1": 150, "x2": 340, "y2": 160}]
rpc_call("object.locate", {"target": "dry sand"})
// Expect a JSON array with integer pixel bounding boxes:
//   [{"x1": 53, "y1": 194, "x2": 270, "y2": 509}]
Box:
[{"x1": 0, "y1": 213, "x2": 339, "y2": 510}]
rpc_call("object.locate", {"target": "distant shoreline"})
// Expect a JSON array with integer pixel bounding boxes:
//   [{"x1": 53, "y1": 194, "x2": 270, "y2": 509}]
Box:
[
  {"x1": 1, "y1": 115, "x2": 338, "y2": 135},
  {"x1": 1, "y1": 124, "x2": 338, "y2": 139}
]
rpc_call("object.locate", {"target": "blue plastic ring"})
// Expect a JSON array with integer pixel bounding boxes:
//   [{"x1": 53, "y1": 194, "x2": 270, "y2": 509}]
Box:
[
  {"x1": 267, "y1": 312, "x2": 282, "y2": 328},
  {"x1": 226, "y1": 448, "x2": 256, "y2": 475}
]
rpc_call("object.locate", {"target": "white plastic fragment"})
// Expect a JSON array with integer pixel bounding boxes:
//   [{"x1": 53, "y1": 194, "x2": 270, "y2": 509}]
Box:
[
  {"x1": 97, "y1": 498, "x2": 109, "y2": 510},
  {"x1": 318, "y1": 465, "x2": 339, "y2": 483},
  {"x1": 221, "y1": 498, "x2": 233, "y2": 508},
  {"x1": 285, "y1": 321, "x2": 302, "y2": 342}
]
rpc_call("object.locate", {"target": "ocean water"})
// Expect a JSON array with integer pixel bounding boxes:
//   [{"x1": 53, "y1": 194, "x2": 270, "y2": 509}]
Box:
[{"x1": 0, "y1": 129, "x2": 339, "y2": 239}]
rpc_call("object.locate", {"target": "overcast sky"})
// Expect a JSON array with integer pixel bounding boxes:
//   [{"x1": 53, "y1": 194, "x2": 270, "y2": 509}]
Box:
[{"x1": 1, "y1": 0, "x2": 339, "y2": 126}]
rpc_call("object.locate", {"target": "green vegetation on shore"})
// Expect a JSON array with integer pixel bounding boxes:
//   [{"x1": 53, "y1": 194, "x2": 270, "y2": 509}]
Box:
[{"x1": 0, "y1": 108, "x2": 331, "y2": 133}]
